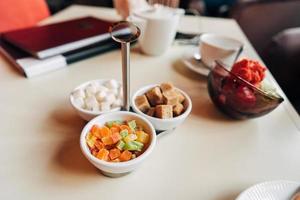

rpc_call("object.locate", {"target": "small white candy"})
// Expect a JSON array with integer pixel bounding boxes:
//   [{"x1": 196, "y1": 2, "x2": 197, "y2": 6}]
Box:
[
  {"x1": 90, "y1": 82, "x2": 100, "y2": 89},
  {"x1": 85, "y1": 92, "x2": 94, "y2": 98},
  {"x1": 104, "y1": 79, "x2": 119, "y2": 90},
  {"x1": 72, "y1": 89, "x2": 85, "y2": 99},
  {"x1": 100, "y1": 102, "x2": 111, "y2": 111},
  {"x1": 84, "y1": 96, "x2": 99, "y2": 110},
  {"x1": 95, "y1": 85, "x2": 109, "y2": 93},
  {"x1": 73, "y1": 97, "x2": 85, "y2": 108},
  {"x1": 118, "y1": 87, "x2": 123, "y2": 99},
  {"x1": 95, "y1": 90, "x2": 107, "y2": 102},
  {"x1": 104, "y1": 92, "x2": 116, "y2": 105},
  {"x1": 112, "y1": 98, "x2": 123, "y2": 108},
  {"x1": 85, "y1": 84, "x2": 97, "y2": 97},
  {"x1": 111, "y1": 88, "x2": 119, "y2": 96}
]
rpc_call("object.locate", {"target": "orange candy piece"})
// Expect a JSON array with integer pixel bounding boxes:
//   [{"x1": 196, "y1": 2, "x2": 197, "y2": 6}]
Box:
[
  {"x1": 110, "y1": 126, "x2": 120, "y2": 134},
  {"x1": 109, "y1": 148, "x2": 121, "y2": 160},
  {"x1": 111, "y1": 132, "x2": 122, "y2": 144},
  {"x1": 101, "y1": 136, "x2": 114, "y2": 145},
  {"x1": 94, "y1": 140, "x2": 105, "y2": 150},
  {"x1": 120, "y1": 125, "x2": 131, "y2": 133},
  {"x1": 91, "y1": 125, "x2": 102, "y2": 138},
  {"x1": 119, "y1": 150, "x2": 132, "y2": 162},
  {"x1": 100, "y1": 126, "x2": 111, "y2": 138},
  {"x1": 91, "y1": 149, "x2": 98, "y2": 156},
  {"x1": 96, "y1": 149, "x2": 109, "y2": 161}
]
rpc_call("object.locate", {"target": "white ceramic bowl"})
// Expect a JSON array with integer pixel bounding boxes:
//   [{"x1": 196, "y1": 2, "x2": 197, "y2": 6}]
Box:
[
  {"x1": 80, "y1": 111, "x2": 156, "y2": 177},
  {"x1": 131, "y1": 84, "x2": 192, "y2": 130},
  {"x1": 70, "y1": 79, "x2": 122, "y2": 121}
]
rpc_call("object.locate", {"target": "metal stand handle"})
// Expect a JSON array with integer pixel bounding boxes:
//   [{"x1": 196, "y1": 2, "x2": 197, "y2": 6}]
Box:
[
  {"x1": 122, "y1": 42, "x2": 130, "y2": 111},
  {"x1": 109, "y1": 21, "x2": 140, "y2": 111}
]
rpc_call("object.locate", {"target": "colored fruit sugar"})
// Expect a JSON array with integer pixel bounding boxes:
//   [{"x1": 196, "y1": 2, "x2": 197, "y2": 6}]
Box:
[
  {"x1": 219, "y1": 59, "x2": 267, "y2": 109},
  {"x1": 231, "y1": 59, "x2": 266, "y2": 86},
  {"x1": 86, "y1": 120, "x2": 150, "y2": 162}
]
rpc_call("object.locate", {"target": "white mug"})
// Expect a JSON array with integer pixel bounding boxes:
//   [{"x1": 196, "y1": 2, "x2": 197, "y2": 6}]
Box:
[
  {"x1": 129, "y1": 5, "x2": 184, "y2": 56},
  {"x1": 200, "y1": 33, "x2": 243, "y2": 67}
]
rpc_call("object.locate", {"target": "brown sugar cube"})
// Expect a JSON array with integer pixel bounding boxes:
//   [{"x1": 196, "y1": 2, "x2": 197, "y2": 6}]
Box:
[
  {"x1": 173, "y1": 103, "x2": 184, "y2": 116},
  {"x1": 163, "y1": 90, "x2": 179, "y2": 106},
  {"x1": 160, "y1": 82, "x2": 174, "y2": 93},
  {"x1": 146, "y1": 87, "x2": 164, "y2": 106},
  {"x1": 174, "y1": 89, "x2": 185, "y2": 103},
  {"x1": 155, "y1": 105, "x2": 173, "y2": 119},
  {"x1": 146, "y1": 107, "x2": 156, "y2": 117},
  {"x1": 135, "y1": 95, "x2": 150, "y2": 113}
]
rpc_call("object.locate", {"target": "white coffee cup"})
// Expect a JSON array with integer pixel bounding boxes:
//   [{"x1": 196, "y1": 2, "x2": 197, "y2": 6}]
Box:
[
  {"x1": 199, "y1": 33, "x2": 243, "y2": 67},
  {"x1": 129, "y1": 5, "x2": 184, "y2": 56}
]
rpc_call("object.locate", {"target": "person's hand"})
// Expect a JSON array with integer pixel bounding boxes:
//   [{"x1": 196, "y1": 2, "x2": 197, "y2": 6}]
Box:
[{"x1": 113, "y1": 0, "x2": 150, "y2": 19}]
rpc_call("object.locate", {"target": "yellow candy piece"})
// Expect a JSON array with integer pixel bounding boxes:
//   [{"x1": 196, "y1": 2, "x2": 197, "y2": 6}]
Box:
[
  {"x1": 86, "y1": 134, "x2": 98, "y2": 148},
  {"x1": 124, "y1": 134, "x2": 137, "y2": 143},
  {"x1": 136, "y1": 131, "x2": 150, "y2": 144}
]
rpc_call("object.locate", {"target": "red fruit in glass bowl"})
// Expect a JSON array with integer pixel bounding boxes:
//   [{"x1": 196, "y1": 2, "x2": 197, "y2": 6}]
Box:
[
  {"x1": 231, "y1": 59, "x2": 266, "y2": 85},
  {"x1": 219, "y1": 78, "x2": 256, "y2": 112},
  {"x1": 234, "y1": 85, "x2": 256, "y2": 108},
  {"x1": 207, "y1": 61, "x2": 284, "y2": 119}
]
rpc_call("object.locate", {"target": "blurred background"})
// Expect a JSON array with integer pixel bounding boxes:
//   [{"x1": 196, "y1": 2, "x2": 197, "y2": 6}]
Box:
[
  {"x1": 48, "y1": 0, "x2": 300, "y2": 113},
  {"x1": 1, "y1": 0, "x2": 300, "y2": 113}
]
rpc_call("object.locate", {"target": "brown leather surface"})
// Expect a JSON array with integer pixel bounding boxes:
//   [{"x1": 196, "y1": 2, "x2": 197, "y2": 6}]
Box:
[
  {"x1": 231, "y1": 0, "x2": 300, "y2": 55},
  {"x1": 263, "y1": 28, "x2": 300, "y2": 111},
  {"x1": 2, "y1": 17, "x2": 113, "y2": 54}
]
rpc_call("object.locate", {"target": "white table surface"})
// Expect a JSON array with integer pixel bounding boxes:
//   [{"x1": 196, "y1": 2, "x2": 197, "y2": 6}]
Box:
[{"x1": 0, "y1": 5, "x2": 299, "y2": 200}]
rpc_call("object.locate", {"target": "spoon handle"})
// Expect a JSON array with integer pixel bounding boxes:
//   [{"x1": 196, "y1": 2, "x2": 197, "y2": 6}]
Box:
[{"x1": 232, "y1": 45, "x2": 244, "y2": 65}]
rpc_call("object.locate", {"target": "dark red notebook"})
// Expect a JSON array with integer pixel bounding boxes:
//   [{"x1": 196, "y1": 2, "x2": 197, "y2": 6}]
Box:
[{"x1": 2, "y1": 16, "x2": 114, "y2": 59}]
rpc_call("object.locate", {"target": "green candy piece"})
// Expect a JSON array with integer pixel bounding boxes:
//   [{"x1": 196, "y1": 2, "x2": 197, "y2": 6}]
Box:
[
  {"x1": 132, "y1": 141, "x2": 144, "y2": 149},
  {"x1": 116, "y1": 140, "x2": 125, "y2": 150},
  {"x1": 124, "y1": 141, "x2": 141, "y2": 151},
  {"x1": 128, "y1": 120, "x2": 137, "y2": 131},
  {"x1": 120, "y1": 129, "x2": 129, "y2": 138},
  {"x1": 106, "y1": 120, "x2": 123, "y2": 128}
]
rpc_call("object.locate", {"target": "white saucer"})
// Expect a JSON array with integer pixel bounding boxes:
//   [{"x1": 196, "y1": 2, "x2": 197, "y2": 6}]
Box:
[
  {"x1": 236, "y1": 180, "x2": 300, "y2": 200},
  {"x1": 181, "y1": 47, "x2": 211, "y2": 76}
]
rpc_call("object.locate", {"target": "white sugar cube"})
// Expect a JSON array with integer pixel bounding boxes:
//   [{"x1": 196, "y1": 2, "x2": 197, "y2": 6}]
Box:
[
  {"x1": 100, "y1": 102, "x2": 111, "y2": 111},
  {"x1": 95, "y1": 90, "x2": 107, "y2": 102},
  {"x1": 118, "y1": 87, "x2": 123, "y2": 99},
  {"x1": 104, "y1": 79, "x2": 119, "y2": 90},
  {"x1": 112, "y1": 98, "x2": 123, "y2": 108},
  {"x1": 73, "y1": 97, "x2": 85, "y2": 108},
  {"x1": 85, "y1": 84, "x2": 97, "y2": 97},
  {"x1": 84, "y1": 96, "x2": 99, "y2": 110},
  {"x1": 90, "y1": 82, "x2": 100, "y2": 89},
  {"x1": 104, "y1": 92, "x2": 116, "y2": 104},
  {"x1": 111, "y1": 88, "x2": 119, "y2": 96},
  {"x1": 72, "y1": 89, "x2": 85, "y2": 99},
  {"x1": 95, "y1": 85, "x2": 109, "y2": 93}
]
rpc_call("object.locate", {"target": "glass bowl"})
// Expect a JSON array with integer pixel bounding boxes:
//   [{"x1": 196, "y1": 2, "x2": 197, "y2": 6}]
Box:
[{"x1": 207, "y1": 61, "x2": 284, "y2": 119}]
